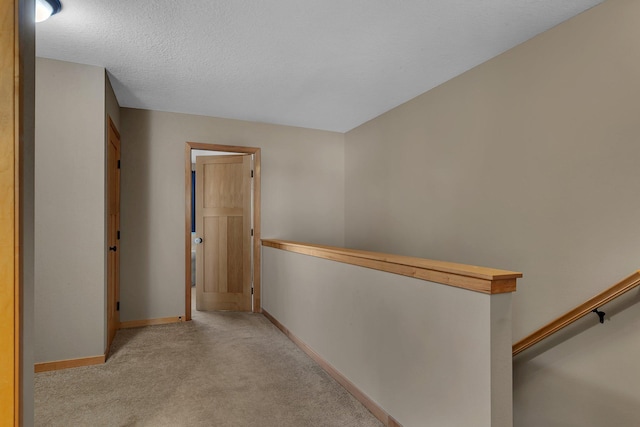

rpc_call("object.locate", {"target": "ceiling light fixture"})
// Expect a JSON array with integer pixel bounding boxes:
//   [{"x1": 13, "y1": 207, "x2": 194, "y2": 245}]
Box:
[{"x1": 35, "y1": 0, "x2": 62, "y2": 23}]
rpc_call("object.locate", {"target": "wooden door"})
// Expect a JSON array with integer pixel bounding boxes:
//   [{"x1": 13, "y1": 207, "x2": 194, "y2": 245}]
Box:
[
  {"x1": 195, "y1": 155, "x2": 252, "y2": 311},
  {"x1": 106, "y1": 118, "x2": 121, "y2": 352}
]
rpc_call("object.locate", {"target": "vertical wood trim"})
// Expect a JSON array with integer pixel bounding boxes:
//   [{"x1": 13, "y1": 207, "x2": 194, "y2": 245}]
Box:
[
  {"x1": 185, "y1": 142, "x2": 262, "y2": 315},
  {"x1": 0, "y1": 1, "x2": 20, "y2": 423},
  {"x1": 13, "y1": 2, "x2": 22, "y2": 422}
]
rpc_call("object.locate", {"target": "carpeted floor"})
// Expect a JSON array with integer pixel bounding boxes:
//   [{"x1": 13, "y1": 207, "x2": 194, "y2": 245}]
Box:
[{"x1": 35, "y1": 309, "x2": 383, "y2": 427}]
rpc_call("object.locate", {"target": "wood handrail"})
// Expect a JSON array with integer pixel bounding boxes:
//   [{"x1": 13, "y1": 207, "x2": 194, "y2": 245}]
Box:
[
  {"x1": 262, "y1": 239, "x2": 522, "y2": 294},
  {"x1": 513, "y1": 270, "x2": 640, "y2": 356}
]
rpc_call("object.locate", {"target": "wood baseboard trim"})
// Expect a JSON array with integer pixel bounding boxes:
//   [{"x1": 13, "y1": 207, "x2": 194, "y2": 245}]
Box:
[
  {"x1": 262, "y1": 310, "x2": 402, "y2": 427},
  {"x1": 388, "y1": 415, "x2": 402, "y2": 427},
  {"x1": 35, "y1": 355, "x2": 106, "y2": 373},
  {"x1": 118, "y1": 316, "x2": 185, "y2": 329}
]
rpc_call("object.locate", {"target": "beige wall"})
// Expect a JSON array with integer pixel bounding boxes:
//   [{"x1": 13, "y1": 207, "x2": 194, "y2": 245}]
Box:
[
  {"x1": 119, "y1": 108, "x2": 345, "y2": 322},
  {"x1": 105, "y1": 73, "x2": 120, "y2": 131},
  {"x1": 262, "y1": 246, "x2": 513, "y2": 427},
  {"x1": 344, "y1": 0, "x2": 640, "y2": 424},
  {"x1": 35, "y1": 58, "x2": 106, "y2": 362},
  {"x1": 346, "y1": 0, "x2": 640, "y2": 339}
]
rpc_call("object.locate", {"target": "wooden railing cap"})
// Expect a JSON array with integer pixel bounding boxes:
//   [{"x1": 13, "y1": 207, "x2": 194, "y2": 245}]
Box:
[{"x1": 262, "y1": 239, "x2": 522, "y2": 294}]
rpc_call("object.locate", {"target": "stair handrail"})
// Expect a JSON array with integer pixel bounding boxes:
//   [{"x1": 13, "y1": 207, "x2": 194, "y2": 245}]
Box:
[{"x1": 512, "y1": 270, "x2": 640, "y2": 356}]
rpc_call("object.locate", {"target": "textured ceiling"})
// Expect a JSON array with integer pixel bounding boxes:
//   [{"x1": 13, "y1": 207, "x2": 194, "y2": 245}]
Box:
[{"x1": 36, "y1": 0, "x2": 604, "y2": 132}]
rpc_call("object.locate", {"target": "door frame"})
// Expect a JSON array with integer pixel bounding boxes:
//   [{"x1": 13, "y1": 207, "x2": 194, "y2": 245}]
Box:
[{"x1": 184, "y1": 142, "x2": 261, "y2": 320}]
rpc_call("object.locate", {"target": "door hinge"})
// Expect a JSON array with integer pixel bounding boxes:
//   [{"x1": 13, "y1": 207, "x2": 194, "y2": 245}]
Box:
[
  {"x1": 251, "y1": 229, "x2": 254, "y2": 237},
  {"x1": 117, "y1": 160, "x2": 121, "y2": 169},
  {"x1": 251, "y1": 288, "x2": 254, "y2": 295},
  {"x1": 116, "y1": 301, "x2": 120, "y2": 311},
  {"x1": 251, "y1": 170, "x2": 254, "y2": 178},
  {"x1": 117, "y1": 230, "x2": 120, "y2": 240}
]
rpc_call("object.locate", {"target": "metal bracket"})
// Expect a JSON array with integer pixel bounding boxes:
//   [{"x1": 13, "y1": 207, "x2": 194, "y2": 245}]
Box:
[{"x1": 592, "y1": 308, "x2": 606, "y2": 324}]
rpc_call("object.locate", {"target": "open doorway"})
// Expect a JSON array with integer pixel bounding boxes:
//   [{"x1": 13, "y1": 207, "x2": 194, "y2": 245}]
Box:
[{"x1": 184, "y1": 142, "x2": 261, "y2": 320}]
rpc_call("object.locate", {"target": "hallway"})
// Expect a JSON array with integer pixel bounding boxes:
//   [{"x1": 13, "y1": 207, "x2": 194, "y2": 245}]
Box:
[{"x1": 35, "y1": 310, "x2": 383, "y2": 426}]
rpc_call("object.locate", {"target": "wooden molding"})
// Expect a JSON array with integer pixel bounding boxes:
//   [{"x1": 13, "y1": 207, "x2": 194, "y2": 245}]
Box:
[
  {"x1": 37, "y1": 316, "x2": 186, "y2": 373},
  {"x1": 263, "y1": 310, "x2": 403, "y2": 427},
  {"x1": 513, "y1": 270, "x2": 640, "y2": 356},
  {"x1": 1, "y1": 0, "x2": 22, "y2": 423},
  {"x1": 35, "y1": 355, "x2": 106, "y2": 373},
  {"x1": 262, "y1": 239, "x2": 521, "y2": 294},
  {"x1": 118, "y1": 316, "x2": 185, "y2": 329}
]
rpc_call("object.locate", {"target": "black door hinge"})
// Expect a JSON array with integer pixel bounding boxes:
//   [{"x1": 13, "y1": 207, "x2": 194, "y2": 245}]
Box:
[
  {"x1": 116, "y1": 301, "x2": 120, "y2": 311},
  {"x1": 117, "y1": 230, "x2": 120, "y2": 240},
  {"x1": 251, "y1": 288, "x2": 254, "y2": 295},
  {"x1": 251, "y1": 229, "x2": 254, "y2": 236},
  {"x1": 117, "y1": 160, "x2": 121, "y2": 169},
  {"x1": 251, "y1": 170, "x2": 254, "y2": 178}
]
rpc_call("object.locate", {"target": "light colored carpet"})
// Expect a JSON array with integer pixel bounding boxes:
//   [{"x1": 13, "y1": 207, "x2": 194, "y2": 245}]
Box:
[{"x1": 35, "y1": 309, "x2": 384, "y2": 427}]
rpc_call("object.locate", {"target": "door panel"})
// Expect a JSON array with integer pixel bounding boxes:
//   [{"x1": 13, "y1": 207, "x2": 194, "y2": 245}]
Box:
[
  {"x1": 227, "y1": 216, "x2": 244, "y2": 293},
  {"x1": 196, "y1": 155, "x2": 251, "y2": 311}
]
